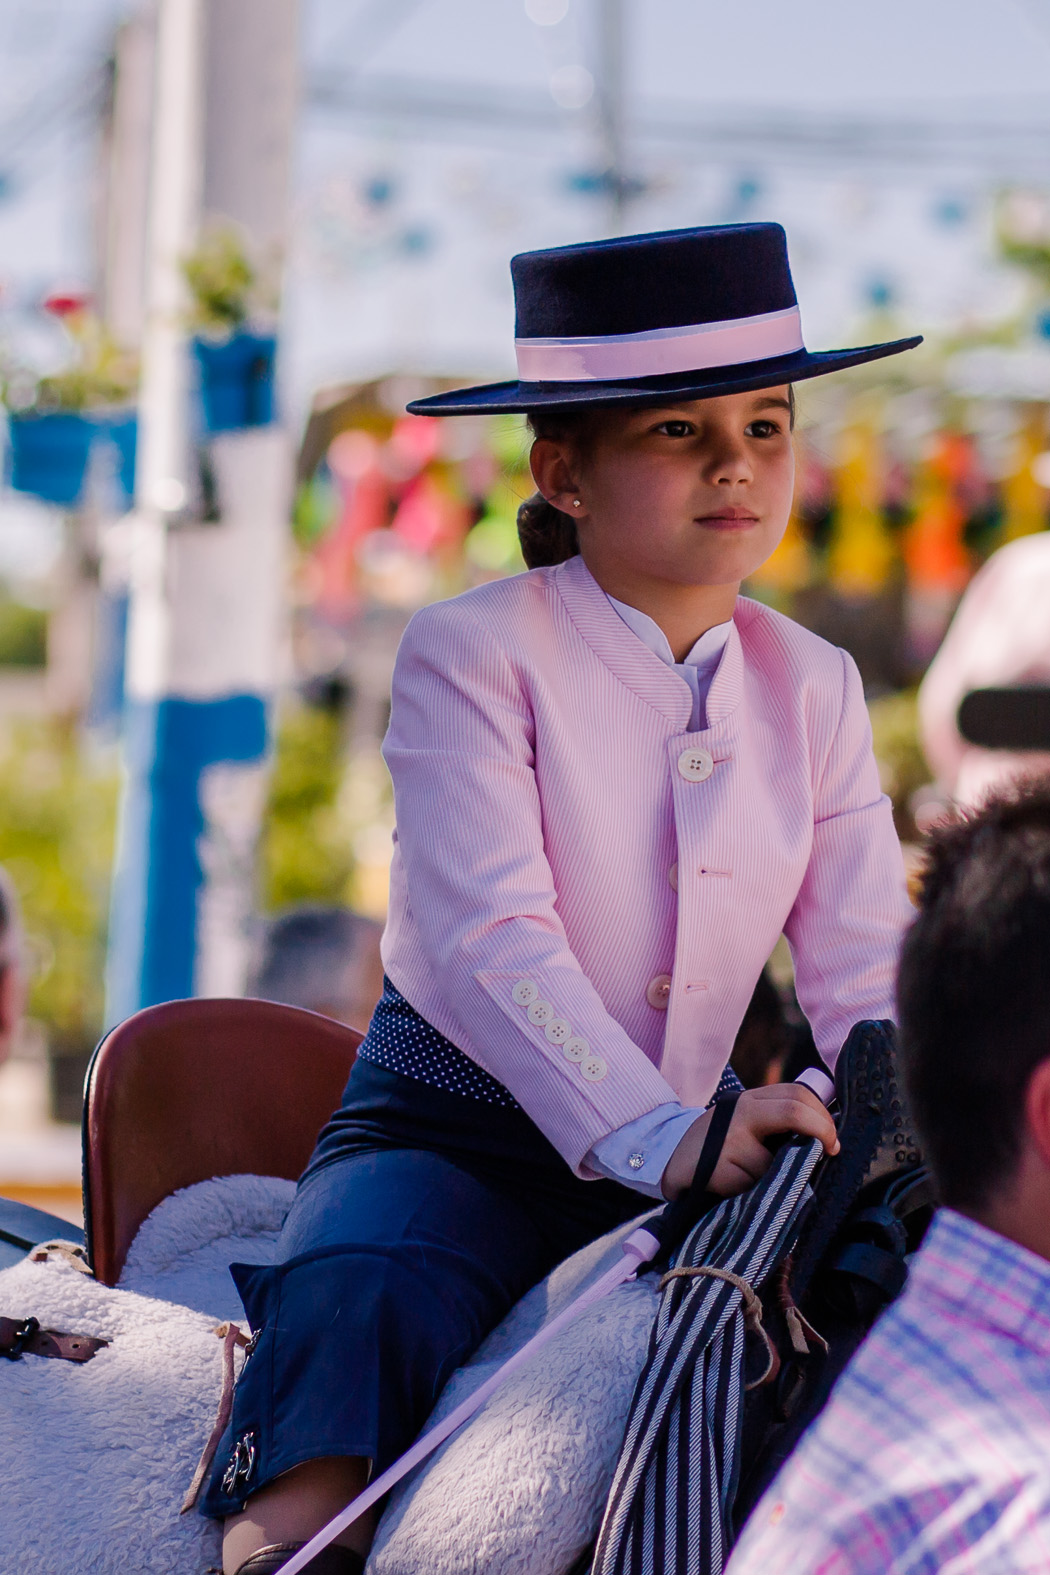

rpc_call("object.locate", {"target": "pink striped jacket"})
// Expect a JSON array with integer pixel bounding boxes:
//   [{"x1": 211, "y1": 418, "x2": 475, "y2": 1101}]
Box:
[{"x1": 381, "y1": 553, "x2": 911, "y2": 1173}]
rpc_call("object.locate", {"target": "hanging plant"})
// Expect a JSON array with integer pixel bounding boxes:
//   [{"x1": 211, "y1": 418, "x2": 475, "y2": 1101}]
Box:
[
  {"x1": 2, "y1": 297, "x2": 139, "y2": 507},
  {"x1": 182, "y1": 225, "x2": 279, "y2": 434},
  {"x1": 181, "y1": 223, "x2": 275, "y2": 340},
  {"x1": 3, "y1": 297, "x2": 138, "y2": 415}
]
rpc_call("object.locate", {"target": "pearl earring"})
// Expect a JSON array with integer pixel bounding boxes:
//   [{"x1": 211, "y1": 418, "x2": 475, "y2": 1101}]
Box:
[{"x1": 572, "y1": 498, "x2": 582, "y2": 508}]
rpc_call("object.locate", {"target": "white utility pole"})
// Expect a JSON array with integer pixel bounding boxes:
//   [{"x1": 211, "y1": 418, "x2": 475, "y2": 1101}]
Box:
[{"x1": 106, "y1": 0, "x2": 299, "y2": 1022}]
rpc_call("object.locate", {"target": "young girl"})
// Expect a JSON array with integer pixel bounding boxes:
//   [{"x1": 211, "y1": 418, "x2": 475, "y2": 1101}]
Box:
[{"x1": 209, "y1": 223, "x2": 920, "y2": 1574}]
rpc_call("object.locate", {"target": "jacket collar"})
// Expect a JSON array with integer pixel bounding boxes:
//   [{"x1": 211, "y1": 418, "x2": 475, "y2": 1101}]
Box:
[{"x1": 552, "y1": 553, "x2": 744, "y2": 731}]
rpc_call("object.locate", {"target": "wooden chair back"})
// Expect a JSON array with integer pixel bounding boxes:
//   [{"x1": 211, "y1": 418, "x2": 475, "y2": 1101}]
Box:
[{"x1": 83, "y1": 997, "x2": 360, "y2": 1285}]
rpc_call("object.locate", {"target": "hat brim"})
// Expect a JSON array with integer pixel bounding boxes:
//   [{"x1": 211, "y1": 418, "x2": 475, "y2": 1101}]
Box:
[{"x1": 406, "y1": 336, "x2": 922, "y2": 416}]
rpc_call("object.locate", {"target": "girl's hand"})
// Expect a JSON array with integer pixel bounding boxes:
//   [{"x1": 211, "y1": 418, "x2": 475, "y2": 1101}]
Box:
[{"x1": 661, "y1": 1083, "x2": 840, "y2": 1201}]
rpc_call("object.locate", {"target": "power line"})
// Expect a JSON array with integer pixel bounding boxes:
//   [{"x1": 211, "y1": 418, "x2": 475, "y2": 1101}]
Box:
[{"x1": 308, "y1": 71, "x2": 1050, "y2": 179}]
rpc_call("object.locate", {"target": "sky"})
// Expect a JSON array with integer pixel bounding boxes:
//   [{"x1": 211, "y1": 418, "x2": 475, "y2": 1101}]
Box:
[{"x1": 3, "y1": 0, "x2": 1050, "y2": 424}]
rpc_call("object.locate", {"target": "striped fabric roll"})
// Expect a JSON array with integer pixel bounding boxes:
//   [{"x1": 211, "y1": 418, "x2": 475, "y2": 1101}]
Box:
[{"x1": 592, "y1": 1137, "x2": 824, "y2": 1575}]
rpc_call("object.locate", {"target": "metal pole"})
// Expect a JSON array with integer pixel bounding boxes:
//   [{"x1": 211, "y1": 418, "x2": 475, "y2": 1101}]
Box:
[{"x1": 597, "y1": 0, "x2": 626, "y2": 235}]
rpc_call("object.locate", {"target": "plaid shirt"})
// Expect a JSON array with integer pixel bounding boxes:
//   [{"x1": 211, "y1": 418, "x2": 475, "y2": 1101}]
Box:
[{"x1": 727, "y1": 1208, "x2": 1050, "y2": 1575}]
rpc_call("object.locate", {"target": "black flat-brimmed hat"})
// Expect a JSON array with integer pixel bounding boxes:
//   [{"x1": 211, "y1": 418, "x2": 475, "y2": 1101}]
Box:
[{"x1": 407, "y1": 222, "x2": 921, "y2": 416}]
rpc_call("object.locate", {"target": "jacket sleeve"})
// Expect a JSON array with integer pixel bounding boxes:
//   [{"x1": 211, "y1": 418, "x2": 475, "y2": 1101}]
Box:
[
  {"x1": 783, "y1": 648, "x2": 912, "y2": 1071},
  {"x1": 382, "y1": 595, "x2": 681, "y2": 1172}
]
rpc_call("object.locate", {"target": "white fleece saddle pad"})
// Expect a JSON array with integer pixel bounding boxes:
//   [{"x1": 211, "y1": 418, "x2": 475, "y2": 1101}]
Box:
[{"x1": 0, "y1": 1175, "x2": 655, "y2": 1575}]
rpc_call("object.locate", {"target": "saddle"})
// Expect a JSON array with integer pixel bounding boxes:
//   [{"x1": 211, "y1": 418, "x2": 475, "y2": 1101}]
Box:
[{"x1": 573, "y1": 1019, "x2": 932, "y2": 1575}]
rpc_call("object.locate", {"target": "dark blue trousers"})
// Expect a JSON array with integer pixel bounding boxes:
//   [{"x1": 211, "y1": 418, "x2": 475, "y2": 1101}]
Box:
[{"x1": 202, "y1": 1056, "x2": 644, "y2": 1517}]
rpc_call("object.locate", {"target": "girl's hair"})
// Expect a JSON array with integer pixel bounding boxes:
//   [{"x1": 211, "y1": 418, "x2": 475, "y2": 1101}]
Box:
[
  {"x1": 516, "y1": 409, "x2": 590, "y2": 569},
  {"x1": 515, "y1": 387, "x2": 796, "y2": 571}
]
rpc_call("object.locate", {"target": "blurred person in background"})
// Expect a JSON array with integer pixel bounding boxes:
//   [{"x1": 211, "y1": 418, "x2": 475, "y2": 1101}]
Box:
[
  {"x1": 249, "y1": 906, "x2": 384, "y2": 1033},
  {"x1": 919, "y1": 532, "x2": 1050, "y2": 809}
]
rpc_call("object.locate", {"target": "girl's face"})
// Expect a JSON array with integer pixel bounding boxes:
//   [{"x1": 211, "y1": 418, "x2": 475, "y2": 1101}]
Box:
[{"x1": 531, "y1": 387, "x2": 795, "y2": 596}]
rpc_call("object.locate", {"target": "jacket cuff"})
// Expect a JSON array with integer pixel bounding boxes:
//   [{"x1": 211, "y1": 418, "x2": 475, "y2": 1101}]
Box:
[
  {"x1": 584, "y1": 1102, "x2": 706, "y2": 1197},
  {"x1": 795, "y1": 1065, "x2": 835, "y2": 1104},
  {"x1": 471, "y1": 966, "x2": 680, "y2": 1170}
]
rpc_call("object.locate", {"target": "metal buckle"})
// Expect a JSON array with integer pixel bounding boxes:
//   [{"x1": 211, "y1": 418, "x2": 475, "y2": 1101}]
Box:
[
  {"x1": 2, "y1": 1316, "x2": 40, "y2": 1360},
  {"x1": 221, "y1": 1430, "x2": 257, "y2": 1495}
]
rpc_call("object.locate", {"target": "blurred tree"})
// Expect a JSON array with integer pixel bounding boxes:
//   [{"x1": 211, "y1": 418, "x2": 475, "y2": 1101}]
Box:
[
  {"x1": 868, "y1": 689, "x2": 929, "y2": 841},
  {"x1": 0, "y1": 719, "x2": 117, "y2": 1051},
  {"x1": 0, "y1": 600, "x2": 47, "y2": 667},
  {"x1": 260, "y1": 700, "x2": 355, "y2": 909}
]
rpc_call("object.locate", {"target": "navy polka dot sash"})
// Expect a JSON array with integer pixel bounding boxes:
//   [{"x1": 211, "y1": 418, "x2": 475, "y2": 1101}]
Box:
[{"x1": 357, "y1": 976, "x2": 521, "y2": 1107}]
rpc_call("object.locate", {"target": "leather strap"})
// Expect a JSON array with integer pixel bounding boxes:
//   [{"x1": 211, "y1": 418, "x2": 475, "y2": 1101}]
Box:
[
  {"x1": 691, "y1": 1090, "x2": 742, "y2": 1196},
  {"x1": 646, "y1": 1091, "x2": 744, "y2": 1262},
  {"x1": 234, "y1": 1543, "x2": 365, "y2": 1575},
  {"x1": 831, "y1": 1241, "x2": 908, "y2": 1301},
  {"x1": 0, "y1": 1314, "x2": 108, "y2": 1363}
]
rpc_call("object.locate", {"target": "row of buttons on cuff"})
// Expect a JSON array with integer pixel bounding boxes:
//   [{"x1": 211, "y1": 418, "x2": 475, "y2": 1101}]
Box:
[{"x1": 511, "y1": 978, "x2": 608, "y2": 1081}]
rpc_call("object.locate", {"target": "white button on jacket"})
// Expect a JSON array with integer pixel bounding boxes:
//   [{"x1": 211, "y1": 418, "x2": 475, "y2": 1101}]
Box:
[{"x1": 677, "y1": 746, "x2": 714, "y2": 782}]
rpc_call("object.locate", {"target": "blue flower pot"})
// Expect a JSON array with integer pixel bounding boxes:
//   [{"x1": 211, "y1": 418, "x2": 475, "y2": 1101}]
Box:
[
  {"x1": 103, "y1": 412, "x2": 138, "y2": 505},
  {"x1": 7, "y1": 410, "x2": 95, "y2": 506},
  {"x1": 193, "y1": 332, "x2": 276, "y2": 434}
]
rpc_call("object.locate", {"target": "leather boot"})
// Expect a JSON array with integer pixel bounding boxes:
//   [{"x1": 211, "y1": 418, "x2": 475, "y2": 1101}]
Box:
[{"x1": 233, "y1": 1543, "x2": 365, "y2": 1575}]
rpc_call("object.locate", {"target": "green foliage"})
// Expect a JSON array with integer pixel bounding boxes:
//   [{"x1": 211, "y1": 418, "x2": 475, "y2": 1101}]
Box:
[
  {"x1": 487, "y1": 413, "x2": 530, "y2": 469},
  {"x1": 464, "y1": 502, "x2": 526, "y2": 575},
  {"x1": 182, "y1": 225, "x2": 259, "y2": 338},
  {"x1": 0, "y1": 600, "x2": 47, "y2": 668},
  {"x1": 867, "y1": 688, "x2": 929, "y2": 840},
  {"x1": 996, "y1": 191, "x2": 1050, "y2": 301},
  {"x1": 3, "y1": 315, "x2": 138, "y2": 414},
  {"x1": 260, "y1": 701, "x2": 355, "y2": 909},
  {"x1": 291, "y1": 475, "x2": 338, "y2": 549},
  {"x1": 0, "y1": 720, "x2": 117, "y2": 1048},
  {"x1": 999, "y1": 232, "x2": 1050, "y2": 293},
  {"x1": 33, "y1": 353, "x2": 137, "y2": 412}
]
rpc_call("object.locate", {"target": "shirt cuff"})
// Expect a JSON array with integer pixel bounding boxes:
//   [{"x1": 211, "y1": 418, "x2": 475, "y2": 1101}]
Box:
[
  {"x1": 585, "y1": 1102, "x2": 708, "y2": 1198},
  {"x1": 795, "y1": 1066, "x2": 835, "y2": 1105}
]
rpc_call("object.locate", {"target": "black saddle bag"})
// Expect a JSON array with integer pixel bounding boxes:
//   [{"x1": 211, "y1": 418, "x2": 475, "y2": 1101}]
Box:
[{"x1": 731, "y1": 1019, "x2": 934, "y2": 1532}]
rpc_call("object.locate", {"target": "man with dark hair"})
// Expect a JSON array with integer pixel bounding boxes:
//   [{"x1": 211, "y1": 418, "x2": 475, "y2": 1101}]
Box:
[{"x1": 727, "y1": 781, "x2": 1050, "y2": 1574}]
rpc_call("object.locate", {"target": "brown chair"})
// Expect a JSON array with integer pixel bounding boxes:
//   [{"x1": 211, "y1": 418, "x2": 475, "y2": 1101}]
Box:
[{"x1": 83, "y1": 997, "x2": 361, "y2": 1286}]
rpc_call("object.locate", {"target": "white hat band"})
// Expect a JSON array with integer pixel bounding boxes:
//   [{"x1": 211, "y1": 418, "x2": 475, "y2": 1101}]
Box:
[{"x1": 515, "y1": 305, "x2": 804, "y2": 383}]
